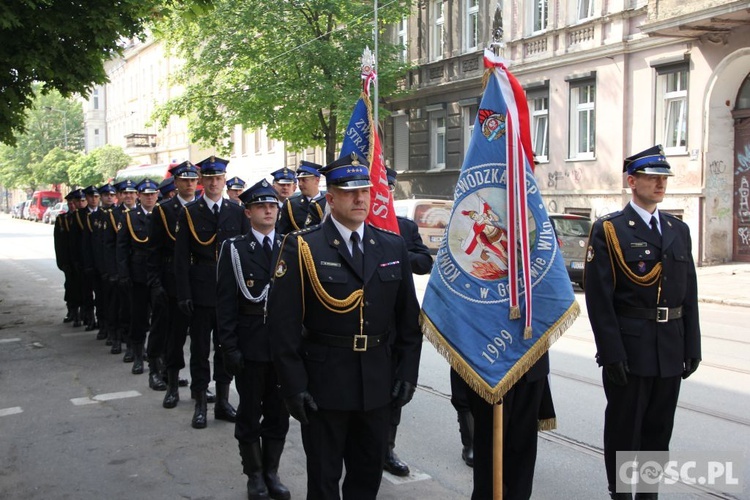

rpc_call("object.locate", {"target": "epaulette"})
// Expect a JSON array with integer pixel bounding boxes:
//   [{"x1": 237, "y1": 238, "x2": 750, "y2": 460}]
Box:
[
  {"x1": 228, "y1": 235, "x2": 245, "y2": 243},
  {"x1": 370, "y1": 224, "x2": 399, "y2": 236},
  {"x1": 292, "y1": 225, "x2": 321, "y2": 236},
  {"x1": 600, "y1": 210, "x2": 623, "y2": 221}
]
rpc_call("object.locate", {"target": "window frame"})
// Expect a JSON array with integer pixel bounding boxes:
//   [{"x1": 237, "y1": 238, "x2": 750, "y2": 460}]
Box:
[
  {"x1": 398, "y1": 16, "x2": 409, "y2": 63},
  {"x1": 431, "y1": 0, "x2": 445, "y2": 62},
  {"x1": 529, "y1": 0, "x2": 549, "y2": 34},
  {"x1": 461, "y1": 103, "x2": 478, "y2": 164},
  {"x1": 430, "y1": 110, "x2": 447, "y2": 170},
  {"x1": 576, "y1": 0, "x2": 594, "y2": 21},
  {"x1": 527, "y1": 87, "x2": 550, "y2": 162},
  {"x1": 654, "y1": 63, "x2": 689, "y2": 154},
  {"x1": 465, "y1": 0, "x2": 479, "y2": 52},
  {"x1": 568, "y1": 79, "x2": 596, "y2": 160}
]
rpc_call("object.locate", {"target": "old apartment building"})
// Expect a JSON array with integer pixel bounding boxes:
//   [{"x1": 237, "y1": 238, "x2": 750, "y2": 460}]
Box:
[{"x1": 384, "y1": 0, "x2": 750, "y2": 264}]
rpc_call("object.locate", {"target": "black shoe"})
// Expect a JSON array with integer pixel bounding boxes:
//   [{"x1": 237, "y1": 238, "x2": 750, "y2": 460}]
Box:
[
  {"x1": 110, "y1": 343, "x2": 122, "y2": 355},
  {"x1": 384, "y1": 450, "x2": 410, "y2": 477},
  {"x1": 73, "y1": 319, "x2": 82, "y2": 327},
  {"x1": 193, "y1": 389, "x2": 216, "y2": 402},
  {"x1": 96, "y1": 328, "x2": 107, "y2": 340},
  {"x1": 262, "y1": 440, "x2": 291, "y2": 500},
  {"x1": 163, "y1": 370, "x2": 180, "y2": 409},
  {"x1": 178, "y1": 378, "x2": 188, "y2": 387},
  {"x1": 63, "y1": 309, "x2": 73, "y2": 323},
  {"x1": 214, "y1": 383, "x2": 237, "y2": 422},
  {"x1": 248, "y1": 474, "x2": 271, "y2": 500},
  {"x1": 191, "y1": 391, "x2": 208, "y2": 429},
  {"x1": 148, "y1": 359, "x2": 167, "y2": 391},
  {"x1": 461, "y1": 445, "x2": 474, "y2": 467},
  {"x1": 85, "y1": 321, "x2": 97, "y2": 332},
  {"x1": 123, "y1": 347, "x2": 134, "y2": 363}
]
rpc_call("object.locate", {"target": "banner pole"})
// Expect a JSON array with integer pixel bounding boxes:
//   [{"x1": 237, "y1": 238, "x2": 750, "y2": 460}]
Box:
[{"x1": 493, "y1": 402, "x2": 503, "y2": 499}]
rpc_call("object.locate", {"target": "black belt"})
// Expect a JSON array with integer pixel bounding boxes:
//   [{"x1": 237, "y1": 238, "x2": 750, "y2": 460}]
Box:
[
  {"x1": 239, "y1": 303, "x2": 265, "y2": 316},
  {"x1": 616, "y1": 305, "x2": 683, "y2": 323},
  {"x1": 190, "y1": 256, "x2": 216, "y2": 266},
  {"x1": 302, "y1": 328, "x2": 388, "y2": 352}
]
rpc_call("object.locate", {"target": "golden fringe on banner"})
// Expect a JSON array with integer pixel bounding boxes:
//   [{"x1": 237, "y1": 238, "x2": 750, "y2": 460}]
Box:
[
  {"x1": 420, "y1": 300, "x2": 580, "y2": 405},
  {"x1": 538, "y1": 417, "x2": 557, "y2": 432}
]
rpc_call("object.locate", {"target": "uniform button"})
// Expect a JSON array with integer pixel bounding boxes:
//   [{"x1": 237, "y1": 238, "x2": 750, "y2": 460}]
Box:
[
  {"x1": 663, "y1": 276, "x2": 667, "y2": 282},
  {"x1": 365, "y1": 301, "x2": 370, "y2": 306},
  {"x1": 365, "y1": 321, "x2": 370, "y2": 326}
]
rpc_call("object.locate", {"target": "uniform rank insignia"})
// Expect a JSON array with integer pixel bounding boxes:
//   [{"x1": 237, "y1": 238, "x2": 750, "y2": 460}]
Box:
[
  {"x1": 117, "y1": 222, "x2": 122, "y2": 231},
  {"x1": 586, "y1": 245, "x2": 594, "y2": 262},
  {"x1": 333, "y1": 238, "x2": 340, "y2": 246},
  {"x1": 250, "y1": 241, "x2": 256, "y2": 250},
  {"x1": 275, "y1": 260, "x2": 287, "y2": 278},
  {"x1": 637, "y1": 261, "x2": 646, "y2": 273},
  {"x1": 320, "y1": 261, "x2": 341, "y2": 268},
  {"x1": 246, "y1": 279, "x2": 254, "y2": 288},
  {"x1": 631, "y1": 242, "x2": 647, "y2": 248},
  {"x1": 379, "y1": 260, "x2": 400, "y2": 267},
  {"x1": 103, "y1": 221, "x2": 108, "y2": 230}
]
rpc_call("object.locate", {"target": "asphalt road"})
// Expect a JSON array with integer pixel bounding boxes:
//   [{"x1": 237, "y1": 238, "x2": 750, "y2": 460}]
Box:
[{"x1": 0, "y1": 214, "x2": 747, "y2": 499}]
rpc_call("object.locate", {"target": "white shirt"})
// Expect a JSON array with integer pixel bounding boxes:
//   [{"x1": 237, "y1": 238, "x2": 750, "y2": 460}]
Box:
[
  {"x1": 330, "y1": 216, "x2": 364, "y2": 255},
  {"x1": 177, "y1": 195, "x2": 194, "y2": 206},
  {"x1": 204, "y1": 197, "x2": 222, "y2": 214},
  {"x1": 629, "y1": 201, "x2": 661, "y2": 234},
  {"x1": 252, "y1": 228, "x2": 276, "y2": 247}
]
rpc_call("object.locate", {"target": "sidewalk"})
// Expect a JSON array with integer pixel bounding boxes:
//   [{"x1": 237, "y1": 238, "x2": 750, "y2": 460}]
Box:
[{"x1": 696, "y1": 262, "x2": 750, "y2": 307}]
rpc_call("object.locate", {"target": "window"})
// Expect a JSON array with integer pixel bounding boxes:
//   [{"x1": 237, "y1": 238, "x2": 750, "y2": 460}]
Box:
[
  {"x1": 255, "y1": 130, "x2": 262, "y2": 154},
  {"x1": 655, "y1": 65, "x2": 688, "y2": 153},
  {"x1": 568, "y1": 80, "x2": 595, "y2": 159},
  {"x1": 393, "y1": 114, "x2": 410, "y2": 170},
  {"x1": 577, "y1": 0, "x2": 594, "y2": 21},
  {"x1": 465, "y1": 0, "x2": 479, "y2": 52},
  {"x1": 462, "y1": 104, "x2": 478, "y2": 162},
  {"x1": 267, "y1": 136, "x2": 276, "y2": 153},
  {"x1": 93, "y1": 89, "x2": 100, "y2": 110},
  {"x1": 531, "y1": 0, "x2": 548, "y2": 33},
  {"x1": 431, "y1": 0, "x2": 445, "y2": 61},
  {"x1": 398, "y1": 17, "x2": 408, "y2": 62},
  {"x1": 430, "y1": 111, "x2": 447, "y2": 170},
  {"x1": 527, "y1": 89, "x2": 549, "y2": 161}
]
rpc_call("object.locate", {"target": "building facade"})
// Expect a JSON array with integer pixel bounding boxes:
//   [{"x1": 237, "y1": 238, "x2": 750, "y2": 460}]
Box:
[{"x1": 383, "y1": 0, "x2": 750, "y2": 264}]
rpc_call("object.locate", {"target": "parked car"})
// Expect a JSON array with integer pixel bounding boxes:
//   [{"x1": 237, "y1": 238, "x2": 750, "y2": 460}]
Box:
[
  {"x1": 548, "y1": 213, "x2": 592, "y2": 289},
  {"x1": 394, "y1": 198, "x2": 453, "y2": 254},
  {"x1": 46, "y1": 202, "x2": 68, "y2": 225},
  {"x1": 11, "y1": 201, "x2": 25, "y2": 218},
  {"x1": 21, "y1": 200, "x2": 33, "y2": 220}
]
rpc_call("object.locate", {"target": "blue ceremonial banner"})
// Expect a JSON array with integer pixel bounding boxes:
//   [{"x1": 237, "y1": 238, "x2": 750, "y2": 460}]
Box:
[{"x1": 420, "y1": 51, "x2": 580, "y2": 403}]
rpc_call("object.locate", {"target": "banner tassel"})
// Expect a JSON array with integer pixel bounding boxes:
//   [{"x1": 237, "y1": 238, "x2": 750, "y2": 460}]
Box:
[
  {"x1": 509, "y1": 306, "x2": 520, "y2": 320},
  {"x1": 523, "y1": 326, "x2": 533, "y2": 339}
]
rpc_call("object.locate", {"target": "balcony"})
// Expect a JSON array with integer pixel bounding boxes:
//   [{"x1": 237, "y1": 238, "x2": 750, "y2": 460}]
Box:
[{"x1": 124, "y1": 133, "x2": 157, "y2": 148}]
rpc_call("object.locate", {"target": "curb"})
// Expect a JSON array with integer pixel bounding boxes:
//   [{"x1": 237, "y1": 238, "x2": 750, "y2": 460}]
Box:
[{"x1": 698, "y1": 297, "x2": 750, "y2": 308}]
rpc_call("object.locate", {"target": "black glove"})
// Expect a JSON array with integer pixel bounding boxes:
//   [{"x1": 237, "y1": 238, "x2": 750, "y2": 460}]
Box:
[
  {"x1": 391, "y1": 379, "x2": 417, "y2": 407},
  {"x1": 150, "y1": 286, "x2": 168, "y2": 307},
  {"x1": 222, "y1": 348, "x2": 244, "y2": 376},
  {"x1": 682, "y1": 358, "x2": 700, "y2": 379},
  {"x1": 604, "y1": 361, "x2": 629, "y2": 386},
  {"x1": 177, "y1": 299, "x2": 194, "y2": 317},
  {"x1": 284, "y1": 391, "x2": 318, "y2": 425}
]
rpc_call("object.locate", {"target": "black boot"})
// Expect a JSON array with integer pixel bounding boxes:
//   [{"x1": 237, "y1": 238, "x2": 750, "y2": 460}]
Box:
[
  {"x1": 163, "y1": 370, "x2": 180, "y2": 409},
  {"x1": 263, "y1": 440, "x2": 291, "y2": 500},
  {"x1": 96, "y1": 322, "x2": 108, "y2": 340},
  {"x1": 192, "y1": 388, "x2": 215, "y2": 402},
  {"x1": 123, "y1": 343, "x2": 134, "y2": 363},
  {"x1": 148, "y1": 358, "x2": 167, "y2": 391},
  {"x1": 72, "y1": 307, "x2": 82, "y2": 327},
  {"x1": 214, "y1": 383, "x2": 237, "y2": 422},
  {"x1": 110, "y1": 328, "x2": 122, "y2": 354},
  {"x1": 457, "y1": 410, "x2": 474, "y2": 467},
  {"x1": 84, "y1": 308, "x2": 97, "y2": 331},
  {"x1": 131, "y1": 343, "x2": 144, "y2": 375},
  {"x1": 191, "y1": 390, "x2": 207, "y2": 429},
  {"x1": 383, "y1": 424, "x2": 410, "y2": 476},
  {"x1": 63, "y1": 305, "x2": 74, "y2": 323},
  {"x1": 240, "y1": 442, "x2": 270, "y2": 500}
]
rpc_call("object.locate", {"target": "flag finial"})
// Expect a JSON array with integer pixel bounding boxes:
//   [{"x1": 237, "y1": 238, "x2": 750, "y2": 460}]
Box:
[{"x1": 361, "y1": 46, "x2": 377, "y2": 95}]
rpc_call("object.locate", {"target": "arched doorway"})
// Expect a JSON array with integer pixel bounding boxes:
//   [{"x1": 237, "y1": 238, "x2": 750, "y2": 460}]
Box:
[{"x1": 732, "y1": 73, "x2": 750, "y2": 262}]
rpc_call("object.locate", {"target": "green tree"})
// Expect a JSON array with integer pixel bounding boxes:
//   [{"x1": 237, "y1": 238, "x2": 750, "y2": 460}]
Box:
[
  {"x1": 68, "y1": 154, "x2": 103, "y2": 188},
  {"x1": 0, "y1": 0, "x2": 215, "y2": 146},
  {"x1": 33, "y1": 147, "x2": 80, "y2": 187},
  {"x1": 153, "y1": 0, "x2": 412, "y2": 163},
  {"x1": 0, "y1": 90, "x2": 83, "y2": 189},
  {"x1": 88, "y1": 145, "x2": 133, "y2": 181}
]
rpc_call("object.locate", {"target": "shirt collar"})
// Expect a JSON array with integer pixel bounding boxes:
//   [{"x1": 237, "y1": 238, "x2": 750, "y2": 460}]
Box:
[
  {"x1": 204, "y1": 197, "x2": 222, "y2": 212},
  {"x1": 177, "y1": 195, "x2": 194, "y2": 206},
  {"x1": 629, "y1": 201, "x2": 660, "y2": 231},
  {"x1": 251, "y1": 227, "x2": 275, "y2": 245},
  {"x1": 330, "y1": 216, "x2": 364, "y2": 249}
]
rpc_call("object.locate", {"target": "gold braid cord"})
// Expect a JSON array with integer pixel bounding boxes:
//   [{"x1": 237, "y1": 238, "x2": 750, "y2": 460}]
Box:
[
  {"x1": 86, "y1": 212, "x2": 93, "y2": 232},
  {"x1": 109, "y1": 210, "x2": 119, "y2": 233},
  {"x1": 297, "y1": 236, "x2": 363, "y2": 315},
  {"x1": 313, "y1": 202, "x2": 324, "y2": 220},
  {"x1": 75, "y1": 211, "x2": 84, "y2": 230},
  {"x1": 287, "y1": 202, "x2": 301, "y2": 231},
  {"x1": 185, "y1": 208, "x2": 216, "y2": 246},
  {"x1": 603, "y1": 221, "x2": 662, "y2": 286},
  {"x1": 125, "y1": 212, "x2": 148, "y2": 244},
  {"x1": 157, "y1": 205, "x2": 176, "y2": 242}
]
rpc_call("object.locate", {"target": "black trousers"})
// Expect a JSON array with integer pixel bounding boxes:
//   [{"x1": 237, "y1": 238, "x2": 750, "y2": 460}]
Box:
[
  {"x1": 117, "y1": 281, "x2": 131, "y2": 343},
  {"x1": 188, "y1": 305, "x2": 230, "y2": 392},
  {"x1": 602, "y1": 372, "x2": 681, "y2": 490},
  {"x1": 129, "y1": 281, "x2": 151, "y2": 344},
  {"x1": 234, "y1": 361, "x2": 289, "y2": 445},
  {"x1": 90, "y1": 273, "x2": 103, "y2": 323},
  {"x1": 146, "y1": 293, "x2": 169, "y2": 361},
  {"x1": 98, "y1": 277, "x2": 116, "y2": 328},
  {"x1": 301, "y1": 405, "x2": 390, "y2": 500},
  {"x1": 163, "y1": 296, "x2": 190, "y2": 371},
  {"x1": 465, "y1": 375, "x2": 545, "y2": 500},
  {"x1": 450, "y1": 368, "x2": 471, "y2": 413}
]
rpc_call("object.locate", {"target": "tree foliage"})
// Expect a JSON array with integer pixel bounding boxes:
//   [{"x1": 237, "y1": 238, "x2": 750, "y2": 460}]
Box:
[
  {"x1": 0, "y1": 0, "x2": 215, "y2": 146},
  {"x1": 153, "y1": 0, "x2": 412, "y2": 163},
  {"x1": 88, "y1": 144, "x2": 134, "y2": 181}
]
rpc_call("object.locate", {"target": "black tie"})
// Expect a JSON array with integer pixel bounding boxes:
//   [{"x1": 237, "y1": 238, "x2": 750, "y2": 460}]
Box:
[
  {"x1": 350, "y1": 232, "x2": 363, "y2": 274},
  {"x1": 213, "y1": 203, "x2": 219, "y2": 218},
  {"x1": 650, "y1": 215, "x2": 660, "y2": 237},
  {"x1": 263, "y1": 236, "x2": 273, "y2": 262}
]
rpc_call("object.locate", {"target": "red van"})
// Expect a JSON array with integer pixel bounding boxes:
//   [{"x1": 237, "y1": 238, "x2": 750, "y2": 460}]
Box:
[{"x1": 28, "y1": 190, "x2": 63, "y2": 222}]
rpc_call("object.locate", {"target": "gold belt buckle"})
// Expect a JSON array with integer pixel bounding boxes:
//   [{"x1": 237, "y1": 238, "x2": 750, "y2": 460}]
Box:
[
  {"x1": 353, "y1": 334, "x2": 368, "y2": 352},
  {"x1": 656, "y1": 307, "x2": 669, "y2": 323}
]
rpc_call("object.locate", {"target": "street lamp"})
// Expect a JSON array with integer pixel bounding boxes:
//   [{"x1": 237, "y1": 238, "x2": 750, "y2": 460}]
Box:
[{"x1": 44, "y1": 106, "x2": 68, "y2": 149}]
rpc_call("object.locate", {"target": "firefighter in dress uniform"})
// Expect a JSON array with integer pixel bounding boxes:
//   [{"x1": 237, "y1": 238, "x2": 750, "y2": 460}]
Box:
[
  {"x1": 584, "y1": 145, "x2": 701, "y2": 500},
  {"x1": 174, "y1": 156, "x2": 250, "y2": 429},
  {"x1": 276, "y1": 161, "x2": 326, "y2": 234},
  {"x1": 54, "y1": 191, "x2": 77, "y2": 323},
  {"x1": 80, "y1": 185, "x2": 101, "y2": 332},
  {"x1": 89, "y1": 183, "x2": 117, "y2": 342},
  {"x1": 111, "y1": 180, "x2": 139, "y2": 360},
  {"x1": 270, "y1": 167, "x2": 297, "y2": 206},
  {"x1": 65, "y1": 188, "x2": 87, "y2": 327},
  {"x1": 216, "y1": 180, "x2": 291, "y2": 500},
  {"x1": 148, "y1": 162, "x2": 200, "y2": 402},
  {"x1": 226, "y1": 176, "x2": 246, "y2": 205},
  {"x1": 268, "y1": 153, "x2": 422, "y2": 500}
]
